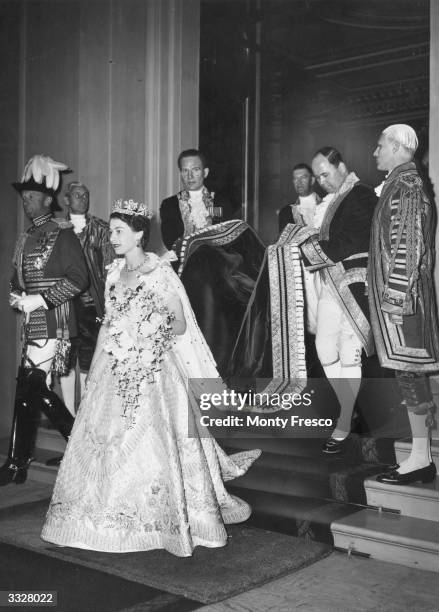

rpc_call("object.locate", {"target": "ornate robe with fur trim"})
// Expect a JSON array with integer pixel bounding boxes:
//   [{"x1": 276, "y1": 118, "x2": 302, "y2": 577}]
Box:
[{"x1": 368, "y1": 162, "x2": 439, "y2": 372}]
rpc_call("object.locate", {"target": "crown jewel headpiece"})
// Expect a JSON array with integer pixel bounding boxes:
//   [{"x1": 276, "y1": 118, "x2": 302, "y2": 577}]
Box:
[{"x1": 112, "y1": 198, "x2": 153, "y2": 218}]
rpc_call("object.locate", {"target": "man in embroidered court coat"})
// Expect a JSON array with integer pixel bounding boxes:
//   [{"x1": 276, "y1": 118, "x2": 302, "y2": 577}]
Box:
[
  {"x1": 160, "y1": 149, "x2": 265, "y2": 378},
  {"x1": 370, "y1": 125, "x2": 439, "y2": 486},
  {"x1": 0, "y1": 156, "x2": 89, "y2": 486},
  {"x1": 293, "y1": 147, "x2": 377, "y2": 453},
  {"x1": 60, "y1": 181, "x2": 114, "y2": 417},
  {"x1": 160, "y1": 149, "x2": 234, "y2": 252}
]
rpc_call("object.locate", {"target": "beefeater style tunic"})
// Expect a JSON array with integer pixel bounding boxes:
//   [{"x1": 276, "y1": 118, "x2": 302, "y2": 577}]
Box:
[{"x1": 11, "y1": 215, "x2": 89, "y2": 341}]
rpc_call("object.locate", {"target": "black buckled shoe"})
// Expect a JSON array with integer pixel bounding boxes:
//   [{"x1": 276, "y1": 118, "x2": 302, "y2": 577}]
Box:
[
  {"x1": 322, "y1": 437, "x2": 348, "y2": 455},
  {"x1": 0, "y1": 459, "x2": 31, "y2": 486},
  {"x1": 376, "y1": 462, "x2": 436, "y2": 485}
]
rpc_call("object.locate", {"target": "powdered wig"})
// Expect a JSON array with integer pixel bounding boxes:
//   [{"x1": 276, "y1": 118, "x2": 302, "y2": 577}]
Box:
[{"x1": 382, "y1": 124, "x2": 418, "y2": 153}]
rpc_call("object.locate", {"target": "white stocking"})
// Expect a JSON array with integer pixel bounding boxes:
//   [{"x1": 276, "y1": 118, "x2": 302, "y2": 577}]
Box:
[{"x1": 398, "y1": 411, "x2": 432, "y2": 474}]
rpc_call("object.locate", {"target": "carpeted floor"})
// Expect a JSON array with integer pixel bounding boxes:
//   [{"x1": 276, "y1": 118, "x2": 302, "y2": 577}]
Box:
[
  {"x1": 0, "y1": 541, "x2": 200, "y2": 612},
  {"x1": 0, "y1": 499, "x2": 331, "y2": 605}
]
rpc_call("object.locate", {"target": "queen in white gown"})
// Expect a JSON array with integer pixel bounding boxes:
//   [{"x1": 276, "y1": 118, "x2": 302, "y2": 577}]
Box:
[{"x1": 41, "y1": 198, "x2": 260, "y2": 557}]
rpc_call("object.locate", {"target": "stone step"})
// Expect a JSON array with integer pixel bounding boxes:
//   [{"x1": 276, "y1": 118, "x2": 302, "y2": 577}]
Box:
[
  {"x1": 365, "y1": 476, "x2": 439, "y2": 522},
  {"x1": 232, "y1": 464, "x2": 331, "y2": 499},
  {"x1": 222, "y1": 435, "x2": 356, "y2": 460},
  {"x1": 329, "y1": 463, "x2": 389, "y2": 505},
  {"x1": 395, "y1": 438, "x2": 439, "y2": 472},
  {"x1": 224, "y1": 444, "x2": 347, "y2": 477},
  {"x1": 332, "y1": 508, "x2": 439, "y2": 572},
  {"x1": 222, "y1": 435, "x2": 326, "y2": 458},
  {"x1": 36, "y1": 427, "x2": 66, "y2": 454},
  {"x1": 228, "y1": 485, "x2": 362, "y2": 544}
]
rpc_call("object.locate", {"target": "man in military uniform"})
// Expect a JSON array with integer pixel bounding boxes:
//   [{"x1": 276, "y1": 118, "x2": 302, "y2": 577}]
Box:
[
  {"x1": 370, "y1": 125, "x2": 439, "y2": 485},
  {"x1": 0, "y1": 155, "x2": 89, "y2": 486},
  {"x1": 60, "y1": 181, "x2": 113, "y2": 415}
]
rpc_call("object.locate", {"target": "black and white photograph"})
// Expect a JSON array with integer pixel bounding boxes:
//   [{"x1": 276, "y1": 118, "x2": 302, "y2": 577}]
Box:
[{"x1": 0, "y1": 1, "x2": 438, "y2": 610}]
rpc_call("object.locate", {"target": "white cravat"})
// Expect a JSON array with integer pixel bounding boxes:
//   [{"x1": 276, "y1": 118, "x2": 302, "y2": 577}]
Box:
[
  {"x1": 70, "y1": 213, "x2": 87, "y2": 234},
  {"x1": 312, "y1": 193, "x2": 332, "y2": 230},
  {"x1": 296, "y1": 193, "x2": 318, "y2": 227}
]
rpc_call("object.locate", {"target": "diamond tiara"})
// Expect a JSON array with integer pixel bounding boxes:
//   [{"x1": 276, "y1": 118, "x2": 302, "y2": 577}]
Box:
[{"x1": 111, "y1": 198, "x2": 153, "y2": 218}]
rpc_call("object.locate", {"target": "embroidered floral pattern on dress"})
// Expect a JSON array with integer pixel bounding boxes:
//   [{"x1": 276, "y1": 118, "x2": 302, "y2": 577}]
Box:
[{"x1": 103, "y1": 280, "x2": 175, "y2": 429}]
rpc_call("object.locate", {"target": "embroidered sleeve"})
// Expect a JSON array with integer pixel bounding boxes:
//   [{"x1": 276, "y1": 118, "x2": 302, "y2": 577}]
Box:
[
  {"x1": 41, "y1": 229, "x2": 89, "y2": 308},
  {"x1": 301, "y1": 234, "x2": 335, "y2": 270},
  {"x1": 382, "y1": 178, "x2": 425, "y2": 315},
  {"x1": 10, "y1": 270, "x2": 23, "y2": 295},
  {"x1": 99, "y1": 224, "x2": 116, "y2": 274}
]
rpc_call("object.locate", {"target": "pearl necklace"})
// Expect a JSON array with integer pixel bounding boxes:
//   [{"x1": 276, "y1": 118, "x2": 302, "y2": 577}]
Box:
[{"x1": 124, "y1": 254, "x2": 148, "y2": 273}]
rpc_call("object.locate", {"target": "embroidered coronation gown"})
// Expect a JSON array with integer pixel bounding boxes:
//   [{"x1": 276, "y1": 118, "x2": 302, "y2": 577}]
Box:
[{"x1": 41, "y1": 254, "x2": 260, "y2": 556}]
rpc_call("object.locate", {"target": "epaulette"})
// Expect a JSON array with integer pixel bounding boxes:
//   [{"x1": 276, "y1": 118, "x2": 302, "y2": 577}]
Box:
[
  {"x1": 52, "y1": 217, "x2": 73, "y2": 229},
  {"x1": 398, "y1": 172, "x2": 422, "y2": 190}
]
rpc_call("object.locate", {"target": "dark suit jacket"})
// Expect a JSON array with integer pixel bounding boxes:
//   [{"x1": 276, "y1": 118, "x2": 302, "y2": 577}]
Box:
[
  {"x1": 278, "y1": 203, "x2": 295, "y2": 234},
  {"x1": 160, "y1": 191, "x2": 235, "y2": 250}
]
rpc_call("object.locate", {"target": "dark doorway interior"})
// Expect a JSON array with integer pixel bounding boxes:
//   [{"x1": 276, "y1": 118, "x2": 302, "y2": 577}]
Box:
[{"x1": 200, "y1": 0, "x2": 430, "y2": 243}]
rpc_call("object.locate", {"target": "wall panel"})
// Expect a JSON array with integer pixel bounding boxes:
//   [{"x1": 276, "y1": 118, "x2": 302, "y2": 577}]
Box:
[
  {"x1": 0, "y1": 0, "x2": 200, "y2": 435},
  {"x1": 0, "y1": 2, "x2": 21, "y2": 436},
  {"x1": 25, "y1": 0, "x2": 79, "y2": 213},
  {"x1": 77, "y1": 1, "x2": 111, "y2": 219},
  {"x1": 111, "y1": 0, "x2": 147, "y2": 205}
]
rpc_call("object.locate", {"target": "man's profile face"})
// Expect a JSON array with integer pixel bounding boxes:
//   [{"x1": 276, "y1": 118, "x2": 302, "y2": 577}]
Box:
[
  {"x1": 179, "y1": 156, "x2": 209, "y2": 191},
  {"x1": 312, "y1": 154, "x2": 345, "y2": 194},
  {"x1": 21, "y1": 190, "x2": 51, "y2": 220},
  {"x1": 66, "y1": 186, "x2": 90, "y2": 215},
  {"x1": 373, "y1": 134, "x2": 396, "y2": 172},
  {"x1": 292, "y1": 168, "x2": 314, "y2": 197}
]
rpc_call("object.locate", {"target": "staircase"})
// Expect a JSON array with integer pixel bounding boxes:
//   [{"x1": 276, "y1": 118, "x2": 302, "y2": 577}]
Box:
[
  {"x1": 332, "y1": 437, "x2": 439, "y2": 571},
  {"x1": 223, "y1": 429, "x2": 392, "y2": 543}
]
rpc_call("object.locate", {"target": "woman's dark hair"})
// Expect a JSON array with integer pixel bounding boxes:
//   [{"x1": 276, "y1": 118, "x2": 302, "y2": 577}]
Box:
[
  {"x1": 110, "y1": 212, "x2": 151, "y2": 250},
  {"x1": 313, "y1": 147, "x2": 344, "y2": 167}
]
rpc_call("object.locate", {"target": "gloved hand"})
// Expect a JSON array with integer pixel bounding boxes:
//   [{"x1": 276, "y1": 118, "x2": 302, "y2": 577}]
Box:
[
  {"x1": 21, "y1": 154, "x2": 69, "y2": 190},
  {"x1": 9, "y1": 291, "x2": 23, "y2": 308},
  {"x1": 17, "y1": 293, "x2": 47, "y2": 313}
]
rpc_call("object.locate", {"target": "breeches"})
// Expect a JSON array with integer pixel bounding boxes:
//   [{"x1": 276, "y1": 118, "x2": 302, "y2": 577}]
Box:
[
  {"x1": 302, "y1": 265, "x2": 319, "y2": 334},
  {"x1": 315, "y1": 282, "x2": 362, "y2": 367},
  {"x1": 68, "y1": 304, "x2": 100, "y2": 372},
  {"x1": 25, "y1": 339, "x2": 57, "y2": 382}
]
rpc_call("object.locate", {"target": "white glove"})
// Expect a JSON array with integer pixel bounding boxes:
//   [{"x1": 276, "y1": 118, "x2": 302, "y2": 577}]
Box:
[
  {"x1": 17, "y1": 293, "x2": 47, "y2": 314},
  {"x1": 21, "y1": 154, "x2": 69, "y2": 190}
]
